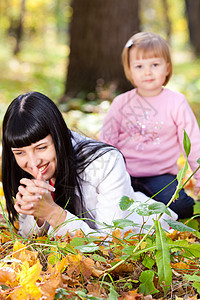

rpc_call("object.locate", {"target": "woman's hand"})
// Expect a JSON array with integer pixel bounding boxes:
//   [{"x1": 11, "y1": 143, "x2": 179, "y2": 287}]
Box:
[{"x1": 14, "y1": 167, "x2": 67, "y2": 228}]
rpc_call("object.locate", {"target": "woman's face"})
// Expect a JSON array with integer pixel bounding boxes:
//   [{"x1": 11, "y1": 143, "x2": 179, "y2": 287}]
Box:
[{"x1": 11, "y1": 135, "x2": 57, "y2": 183}]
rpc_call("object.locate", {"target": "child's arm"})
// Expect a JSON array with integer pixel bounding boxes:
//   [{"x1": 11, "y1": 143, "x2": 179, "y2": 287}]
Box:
[{"x1": 175, "y1": 96, "x2": 200, "y2": 193}]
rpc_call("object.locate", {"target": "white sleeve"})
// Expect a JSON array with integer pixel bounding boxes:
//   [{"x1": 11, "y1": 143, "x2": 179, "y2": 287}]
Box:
[
  {"x1": 18, "y1": 214, "x2": 49, "y2": 238},
  {"x1": 89, "y1": 151, "x2": 177, "y2": 234},
  {"x1": 47, "y1": 211, "x2": 98, "y2": 237},
  {"x1": 47, "y1": 150, "x2": 134, "y2": 237},
  {"x1": 89, "y1": 150, "x2": 134, "y2": 232}
]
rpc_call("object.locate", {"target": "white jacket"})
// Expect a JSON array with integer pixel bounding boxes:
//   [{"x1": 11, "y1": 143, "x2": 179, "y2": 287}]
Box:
[{"x1": 18, "y1": 133, "x2": 177, "y2": 238}]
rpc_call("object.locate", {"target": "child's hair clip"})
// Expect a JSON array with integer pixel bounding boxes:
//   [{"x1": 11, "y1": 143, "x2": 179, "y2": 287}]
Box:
[{"x1": 126, "y1": 40, "x2": 133, "y2": 48}]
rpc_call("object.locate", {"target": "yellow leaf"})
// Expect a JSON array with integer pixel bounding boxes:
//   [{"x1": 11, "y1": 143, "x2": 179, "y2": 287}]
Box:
[
  {"x1": 18, "y1": 260, "x2": 42, "y2": 286},
  {"x1": 56, "y1": 256, "x2": 68, "y2": 273},
  {"x1": 13, "y1": 240, "x2": 38, "y2": 266},
  {"x1": 10, "y1": 284, "x2": 41, "y2": 300}
]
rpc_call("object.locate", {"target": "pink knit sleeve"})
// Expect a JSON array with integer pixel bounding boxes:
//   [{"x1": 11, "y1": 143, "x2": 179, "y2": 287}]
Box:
[
  {"x1": 175, "y1": 95, "x2": 200, "y2": 185},
  {"x1": 99, "y1": 95, "x2": 123, "y2": 147}
]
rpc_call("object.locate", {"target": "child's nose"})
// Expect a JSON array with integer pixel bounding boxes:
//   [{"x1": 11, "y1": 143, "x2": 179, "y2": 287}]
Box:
[{"x1": 145, "y1": 66, "x2": 152, "y2": 74}]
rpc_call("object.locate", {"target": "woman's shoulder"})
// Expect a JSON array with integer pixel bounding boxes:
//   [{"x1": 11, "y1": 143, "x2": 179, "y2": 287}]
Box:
[{"x1": 83, "y1": 148, "x2": 125, "y2": 180}]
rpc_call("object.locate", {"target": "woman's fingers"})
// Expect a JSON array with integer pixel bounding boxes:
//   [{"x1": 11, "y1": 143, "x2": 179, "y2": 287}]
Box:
[
  {"x1": 20, "y1": 178, "x2": 55, "y2": 193},
  {"x1": 18, "y1": 184, "x2": 50, "y2": 196}
]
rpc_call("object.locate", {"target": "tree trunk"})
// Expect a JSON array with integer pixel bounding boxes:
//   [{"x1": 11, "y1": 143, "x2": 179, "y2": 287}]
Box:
[
  {"x1": 185, "y1": 0, "x2": 200, "y2": 54},
  {"x1": 161, "y1": 0, "x2": 172, "y2": 43},
  {"x1": 13, "y1": 0, "x2": 26, "y2": 55},
  {"x1": 63, "y1": 0, "x2": 140, "y2": 100}
]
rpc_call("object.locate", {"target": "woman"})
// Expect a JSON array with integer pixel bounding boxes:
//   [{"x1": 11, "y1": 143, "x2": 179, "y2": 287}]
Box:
[{"x1": 2, "y1": 92, "x2": 177, "y2": 238}]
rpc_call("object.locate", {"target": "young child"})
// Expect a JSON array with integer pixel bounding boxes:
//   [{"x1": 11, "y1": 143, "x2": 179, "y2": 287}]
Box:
[{"x1": 99, "y1": 32, "x2": 200, "y2": 219}]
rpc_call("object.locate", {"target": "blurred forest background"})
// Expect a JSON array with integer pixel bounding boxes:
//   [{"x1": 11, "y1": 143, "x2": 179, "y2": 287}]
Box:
[{"x1": 0, "y1": 0, "x2": 200, "y2": 139}]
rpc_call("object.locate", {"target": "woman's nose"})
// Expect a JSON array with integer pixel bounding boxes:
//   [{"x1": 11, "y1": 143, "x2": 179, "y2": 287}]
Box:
[{"x1": 27, "y1": 154, "x2": 40, "y2": 169}]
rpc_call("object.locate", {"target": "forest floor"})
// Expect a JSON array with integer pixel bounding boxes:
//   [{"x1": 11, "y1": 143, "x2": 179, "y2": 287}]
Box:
[{"x1": 1, "y1": 38, "x2": 200, "y2": 299}]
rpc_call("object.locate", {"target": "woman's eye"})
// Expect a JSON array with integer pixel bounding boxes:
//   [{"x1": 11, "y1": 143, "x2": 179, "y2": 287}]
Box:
[
  {"x1": 14, "y1": 151, "x2": 23, "y2": 156},
  {"x1": 37, "y1": 146, "x2": 47, "y2": 151}
]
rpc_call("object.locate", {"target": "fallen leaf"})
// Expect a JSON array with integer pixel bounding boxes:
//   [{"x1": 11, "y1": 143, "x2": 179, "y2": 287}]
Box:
[{"x1": 0, "y1": 267, "x2": 16, "y2": 286}]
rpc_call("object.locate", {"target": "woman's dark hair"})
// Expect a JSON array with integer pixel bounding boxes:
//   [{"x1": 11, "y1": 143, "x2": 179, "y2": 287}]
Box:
[{"x1": 2, "y1": 91, "x2": 113, "y2": 228}]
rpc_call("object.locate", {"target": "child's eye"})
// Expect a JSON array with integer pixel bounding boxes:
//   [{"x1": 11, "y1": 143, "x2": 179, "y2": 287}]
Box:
[
  {"x1": 136, "y1": 65, "x2": 142, "y2": 69},
  {"x1": 152, "y1": 63, "x2": 159, "y2": 67}
]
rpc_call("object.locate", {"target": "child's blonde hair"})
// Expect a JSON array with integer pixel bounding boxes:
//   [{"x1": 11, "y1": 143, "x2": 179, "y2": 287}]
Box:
[{"x1": 122, "y1": 32, "x2": 172, "y2": 86}]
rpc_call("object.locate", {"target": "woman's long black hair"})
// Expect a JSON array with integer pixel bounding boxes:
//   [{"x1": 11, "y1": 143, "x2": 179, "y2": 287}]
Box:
[{"x1": 2, "y1": 92, "x2": 114, "y2": 228}]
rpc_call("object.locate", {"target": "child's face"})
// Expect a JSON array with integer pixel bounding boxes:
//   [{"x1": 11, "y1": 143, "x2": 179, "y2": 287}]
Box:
[{"x1": 129, "y1": 47, "x2": 170, "y2": 97}]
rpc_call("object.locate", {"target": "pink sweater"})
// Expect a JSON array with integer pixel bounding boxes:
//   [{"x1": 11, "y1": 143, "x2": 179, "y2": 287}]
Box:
[{"x1": 99, "y1": 88, "x2": 200, "y2": 185}]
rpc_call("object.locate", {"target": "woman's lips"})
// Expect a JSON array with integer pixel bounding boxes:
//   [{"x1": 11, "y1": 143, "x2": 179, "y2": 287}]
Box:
[{"x1": 39, "y1": 163, "x2": 49, "y2": 175}]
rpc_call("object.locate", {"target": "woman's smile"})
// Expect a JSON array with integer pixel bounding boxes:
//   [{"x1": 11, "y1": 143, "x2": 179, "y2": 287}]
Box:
[{"x1": 39, "y1": 163, "x2": 49, "y2": 175}]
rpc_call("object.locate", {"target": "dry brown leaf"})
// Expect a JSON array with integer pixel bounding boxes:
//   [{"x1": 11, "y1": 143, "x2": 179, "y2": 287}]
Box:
[
  {"x1": 171, "y1": 261, "x2": 189, "y2": 274},
  {"x1": 39, "y1": 273, "x2": 61, "y2": 300},
  {"x1": 91, "y1": 266, "x2": 104, "y2": 277},
  {"x1": 66, "y1": 253, "x2": 82, "y2": 277},
  {"x1": 0, "y1": 267, "x2": 16, "y2": 286},
  {"x1": 80, "y1": 257, "x2": 94, "y2": 279},
  {"x1": 112, "y1": 229, "x2": 122, "y2": 243},
  {"x1": 111, "y1": 258, "x2": 134, "y2": 275},
  {"x1": 61, "y1": 273, "x2": 81, "y2": 287},
  {"x1": 119, "y1": 290, "x2": 143, "y2": 300},
  {"x1": 0, "y1": 229, "x2": 12, "y2": 243},
  {"x1": 166, "y1": 230, "x2": 178, "y2": 240},
  {"x1": 86, "y1": 282, "x2": 106, "y2": 297}
]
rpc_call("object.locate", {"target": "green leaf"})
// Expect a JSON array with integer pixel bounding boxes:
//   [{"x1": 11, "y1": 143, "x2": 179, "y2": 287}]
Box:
[
  {"x1": 185, "y1": 273, "x2": 200, "y2": 282},
  {"x1": 119, "y1": 196, "x2": 134, "y2": 211},
  {"x1": 112, "y1": 219, "x2": 139, "y2": 229},
  {"x1": 148, "y1": 202, "x2": 171, "y2": 216},
  {"x1": 135, "y1": 203, "x2": 151, "y2": 216},
  {"x1": 123, "y1": 245, "x2": 156, "y2": 260},
  {"x1": 183, "y1": 130, "x2": 191, "y2": 157},
  {"x1": 139, "y1": 270, "x2": 159, "y2": 295},
  {"x1": 70, "y1": 237, "x2": 85, "y2": 247},
  {"x1": 55, "y1": 288, "x2": 69, "y2": 299},
  {"x1": 91, "y1": 254, "x2": 107, "y2": 263},
  {"x1": 75, "y1": 242, "x2": 99, "y2": 253},
  {"x1": 164, "y1": 219, "x2": 196, "y2": 232},
  {"x1": 185, "y1": 243, "x2": 200, "y2": 257},
  {"x1": 177, "y1": 160, "x2": 188, "y2": 184},
  {"x1": 0, "y1": 285, "x2": 10, "y2": 290},
  {"x1": 154, "y1": 220, "x2": 172, "y2": 295},
  {"x1": 76, "y1": 290, "x2": 105, "y2": 300},
  {"x1": 142, "y1": 255, "x2": 155, "y2": 269},
  {"x1": 62, "y1": 244, "x2": 78, "y2": 255},
  {"x1": 108, "y1": 285, "x2": 119, "y2": 300},
  {"x1": 193, "y1": 282, "x2": 200, "y2": 294},
  {"x1": 197, "y1": 158, "x2": 200, "y2": 164},
  {"x1": 48, "y1": 254, "x2": 60, "y2": 266}
]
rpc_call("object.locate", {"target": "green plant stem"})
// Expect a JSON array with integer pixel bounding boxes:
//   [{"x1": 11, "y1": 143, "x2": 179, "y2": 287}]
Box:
[{"x1": 182, "y1": 165, "x2": 200, "y2": 189}]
